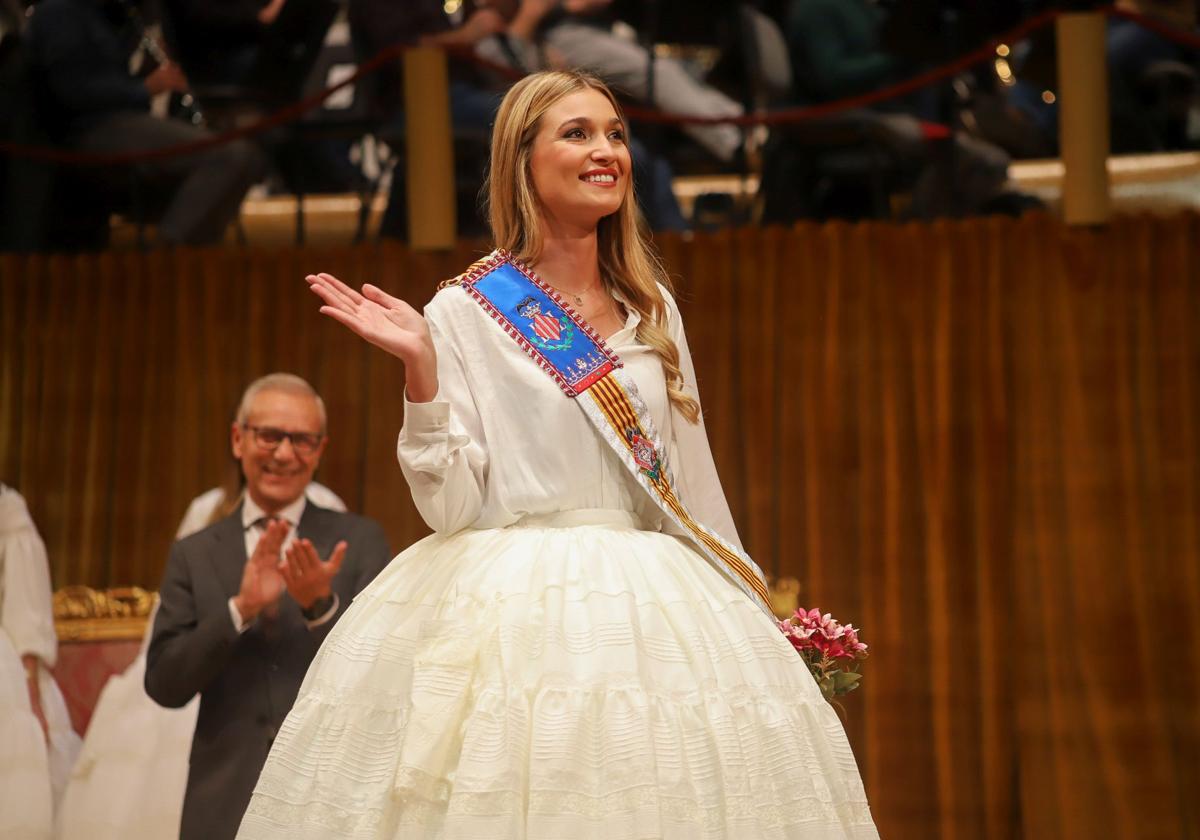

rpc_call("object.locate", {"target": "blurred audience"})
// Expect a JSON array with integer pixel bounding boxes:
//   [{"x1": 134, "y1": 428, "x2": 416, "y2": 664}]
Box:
[
  {"x1": 13, "y1": 0, "x2": 1197, "y2": 248},
  {"x1": 1108, "y1": 0, "x2": 1198, "y2": 151},
  {"x1": 782, "y1": 0, "x2": 1017, "y2": 218},
  {"x1": 1112, "y1": 0, "x2": 1196, "y2": 76},
  {"x1": 347, "y1": 0, "x2": 503, "y2": 237},
  {"x1": 785, "y1": 0, "x2": 897, "y2": 103},
  {"x1": 350, "y1": 0, "x2": 684, "y2": 233},
  {"x1": 160, "y1": 0, "x2": 356, "y2": 198},
  {"x1": 465, "y1": 0, "x2": 688, "y2": 229},
  {"x1": 162, "y1": 0, "x2": 339, "y2": 99},
  {"x1": 480, "y1": 0, "x2": 746, "y2": 164},
  {"x1": 350, "y1": 0, "x2": 502, "y2": 127},
  {"x1": 998, "y1": 0, "x2": 1198, "y2": 154},
  {"x1": 26, "y1": 0, "x2": 263, "y2": 246},
  {"x1": 162, "y1": 0, "x2": 289, "y2": 87}
]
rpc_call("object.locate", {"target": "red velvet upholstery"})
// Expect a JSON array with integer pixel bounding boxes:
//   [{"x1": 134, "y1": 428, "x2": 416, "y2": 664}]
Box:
[{"x1": 51, "y1": 640, "x2": 141, "y2": 735}]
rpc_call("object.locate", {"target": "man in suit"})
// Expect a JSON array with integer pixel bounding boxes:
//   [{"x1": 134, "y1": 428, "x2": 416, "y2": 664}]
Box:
[{"x1": 145, "y1": 372, "x2": 392, "y2": 840}]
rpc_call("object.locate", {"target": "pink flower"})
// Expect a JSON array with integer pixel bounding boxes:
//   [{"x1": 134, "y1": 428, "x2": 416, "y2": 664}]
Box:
[
  {"x1": 779, "y1": 606, "x2": 870, "y2": 699},
  {"x1": 841, "y1": 626, "x2": 869, "y2": 659},
  {"x1": 777, "y1": 619, "x2": 818, "y2": 653}
]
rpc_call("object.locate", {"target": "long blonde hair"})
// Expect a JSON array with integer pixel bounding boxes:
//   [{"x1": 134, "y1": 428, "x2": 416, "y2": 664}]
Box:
[{"x1": 484, "y1": 70, "x2": 700, "y2": 423}]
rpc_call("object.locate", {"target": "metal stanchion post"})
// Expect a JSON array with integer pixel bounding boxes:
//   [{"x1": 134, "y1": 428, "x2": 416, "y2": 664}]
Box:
[
  {"x1": 403, "y1": 47, "x2": 456, "y2": 249},
  {"x1": 1055, "y1": 11, "x2": 1111, "y2": 225}
]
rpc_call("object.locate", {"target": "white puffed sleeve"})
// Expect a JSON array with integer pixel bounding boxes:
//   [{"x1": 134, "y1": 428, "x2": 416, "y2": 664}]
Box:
[
  {"x1": 0, "y1": 488, "x2": 58, "y2": 667},
  {"x1": 397, "y1": 303, "x2": 490, "y2": 535},
  {"x1": 661, "y1": 292, "x2": 745, "y2": 553}
]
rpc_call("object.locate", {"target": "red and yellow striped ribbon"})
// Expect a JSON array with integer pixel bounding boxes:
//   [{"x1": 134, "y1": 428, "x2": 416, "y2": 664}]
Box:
[{"x1": 589, "y1": 376, "x2": 770, "y2": 606}]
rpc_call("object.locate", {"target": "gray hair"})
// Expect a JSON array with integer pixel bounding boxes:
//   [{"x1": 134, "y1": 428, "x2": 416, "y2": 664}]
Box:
[{"x1": 235, "y1": 373, "x2": 327, "y2": 434}]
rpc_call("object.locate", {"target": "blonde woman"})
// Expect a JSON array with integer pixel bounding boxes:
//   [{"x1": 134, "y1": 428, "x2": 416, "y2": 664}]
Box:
[{"x1": 237, "y1": 71, "x2": 878, "y2": 839}]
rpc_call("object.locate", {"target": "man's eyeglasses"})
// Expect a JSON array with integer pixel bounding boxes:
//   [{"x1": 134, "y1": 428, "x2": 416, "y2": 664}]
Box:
[{"x1": 244, "y1": 425, "x2": 323, "y2": 456}]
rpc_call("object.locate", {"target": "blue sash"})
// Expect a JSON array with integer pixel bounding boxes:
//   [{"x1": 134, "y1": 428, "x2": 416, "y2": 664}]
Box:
[{"x1": 448, "y1": 250, "x2": 772, "y2": 616}]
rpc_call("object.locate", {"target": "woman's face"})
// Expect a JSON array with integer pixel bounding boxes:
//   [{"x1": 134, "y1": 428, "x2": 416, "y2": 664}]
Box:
[{"x1": 528, "y1": 88, "x2": 631, "y2": 231}]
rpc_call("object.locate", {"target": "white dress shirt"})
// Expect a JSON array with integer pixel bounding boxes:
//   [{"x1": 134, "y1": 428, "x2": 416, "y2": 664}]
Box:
[{"x1": 397, "y1": 280, "x2": 744, "y2": 550}]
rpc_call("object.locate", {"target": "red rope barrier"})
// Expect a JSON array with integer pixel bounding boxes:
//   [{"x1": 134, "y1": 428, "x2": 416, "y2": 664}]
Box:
[
  {"x1": 620, "y1": 8, "x2": 1064, "y2": 126},
  {"x1": 0, "y1": 41, "x2": 408, "y2": 165},
  {"x1": 1, "y1": 5, "x2": 1196, "y2": 165}
]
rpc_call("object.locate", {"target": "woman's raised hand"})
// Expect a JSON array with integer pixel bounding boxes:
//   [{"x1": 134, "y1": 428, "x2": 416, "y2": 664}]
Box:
[{"x1": 306, "y1": 273, "x2": 439, "y2": 401}]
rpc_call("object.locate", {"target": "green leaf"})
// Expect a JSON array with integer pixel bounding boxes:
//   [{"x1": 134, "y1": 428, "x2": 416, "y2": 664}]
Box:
[{"x1": 832, "y1": 671, "x2": 863, "y2": 691}]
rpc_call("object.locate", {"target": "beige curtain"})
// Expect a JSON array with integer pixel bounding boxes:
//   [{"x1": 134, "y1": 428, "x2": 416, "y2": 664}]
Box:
[{"x1": 2, "y1": 212, "x2": 1197, "y2": 838}]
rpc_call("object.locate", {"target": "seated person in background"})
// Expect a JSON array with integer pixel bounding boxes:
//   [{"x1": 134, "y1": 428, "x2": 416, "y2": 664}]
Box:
[
  {"x1": 354, "y1": 0, "x2": 688, "y2": 232},
  {"x1": 999, "y1": 0, "x2": 1197, "y2": 155},
  {"x1": 1111, "y1": 0, "x2": 1197, "y2": 78},
  {"x1": 349, "y1": 0, "x2": 505, "y2": 238},
  {"x1": 785, "y1": 0, "x2": 898, "y2": 105},
  {"x1": 467, "y1": 0, "x2": 689, "y2": 229},
  {"x1": 784, "y1": 0, "x2": 1013, "y2": 218},
  {"x1": 483, "y1": 0, "x2": 746, "y2": 164},
  {"x1": 27, "y1": 0, "x2": 263, "y2": 246},
  {"x1": 161, "y1": 0, "x2": 293, "y2": 89},
  {"x1": 57, "y1": 477, "x2": 346, "y2": 840},
  {"x1": 349, "y1": 0, "x2": 503, "y2": 129},
  {"x1": 1108, "y1": 0, "x2": 1198, "y2": 151},
  {"x1": 0, "y1": 484, "x2": 81, "y2": 840},
  {"x1": 145, "y1": 373, "x2": 392, "y2": 840}
]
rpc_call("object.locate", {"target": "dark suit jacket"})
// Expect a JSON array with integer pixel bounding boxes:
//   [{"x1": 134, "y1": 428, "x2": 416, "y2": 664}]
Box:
[{"x1": 145, "y1": 502, "x2": 391, "y2": 840}]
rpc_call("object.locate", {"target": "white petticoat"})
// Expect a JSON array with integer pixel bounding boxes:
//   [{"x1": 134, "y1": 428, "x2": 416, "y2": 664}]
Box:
[{"x1": 238, "y1": 510, "x2": 878, "y2": 840}]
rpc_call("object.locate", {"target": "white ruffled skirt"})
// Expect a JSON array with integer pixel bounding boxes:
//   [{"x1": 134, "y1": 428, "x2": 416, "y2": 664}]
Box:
[{"x1": 237, "y1": 510, "x2": 878, "y2": 839}]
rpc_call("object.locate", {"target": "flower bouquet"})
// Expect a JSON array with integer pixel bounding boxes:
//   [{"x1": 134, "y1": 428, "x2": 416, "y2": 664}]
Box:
[{"x1": 778, "y1": 608, "x2": 869, "y2": 702}]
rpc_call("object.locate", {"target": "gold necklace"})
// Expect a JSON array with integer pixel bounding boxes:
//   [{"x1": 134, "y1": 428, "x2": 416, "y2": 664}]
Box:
[
  {"x1": 549, "y1": 283, "x2": 625, "y2": 327},
  {"x1": 543, "y1": 279, "x2": 601, "y2": 307}
]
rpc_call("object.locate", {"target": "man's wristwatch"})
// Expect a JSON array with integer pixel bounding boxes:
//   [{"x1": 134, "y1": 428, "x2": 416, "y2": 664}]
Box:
[{"x1": 300, "y1": 595, "x2": 335, "y2": 621}]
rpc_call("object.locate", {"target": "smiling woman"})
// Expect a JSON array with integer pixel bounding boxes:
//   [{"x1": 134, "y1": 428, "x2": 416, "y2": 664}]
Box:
[
  {"x1": 526, "y1": 92, "x2": 631, "y2": 335},
  {"x1": 235, "y1": 71, "x2": 880, "y2": 840},
  {"x1": 531, "y1": 98, "x2": 630, "y2": 222},
  {"x1": 487, "y1": 72, "x2": 700, "y2": 423}
]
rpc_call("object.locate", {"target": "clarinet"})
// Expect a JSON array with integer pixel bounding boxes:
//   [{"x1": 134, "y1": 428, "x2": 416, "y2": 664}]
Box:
[{"x1": 116, "y1": 0, "x2": 206, "y2": 127}]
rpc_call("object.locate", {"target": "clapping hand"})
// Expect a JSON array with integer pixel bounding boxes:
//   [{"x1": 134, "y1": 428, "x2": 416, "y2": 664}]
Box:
[
  {"x1": 306, "y1": 273, "x2": 439, "y2": 401},
  {"x1": 233, "y1": 518, "x2": 290, "y2": 622},
  {"x1": 562, "y1": 0, "x2": 611, "y2": 13},
  {"x1": 257, "y1": 0, "x2": 287, "y2": 24},
  {"x1": 145, "y1": 61, "x2": 188, "y2": 96},
  {"x1": 280, "y1": 538, "x2": 346, "y2": 611},
  {"x1": 419, "y1": 8, "x2": 506, "y2": 47}
]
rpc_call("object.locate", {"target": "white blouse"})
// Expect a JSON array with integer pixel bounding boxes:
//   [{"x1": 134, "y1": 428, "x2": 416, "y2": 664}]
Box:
[{"x1": 397, "y1": 281, "x2": 743, "y2": 552}]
